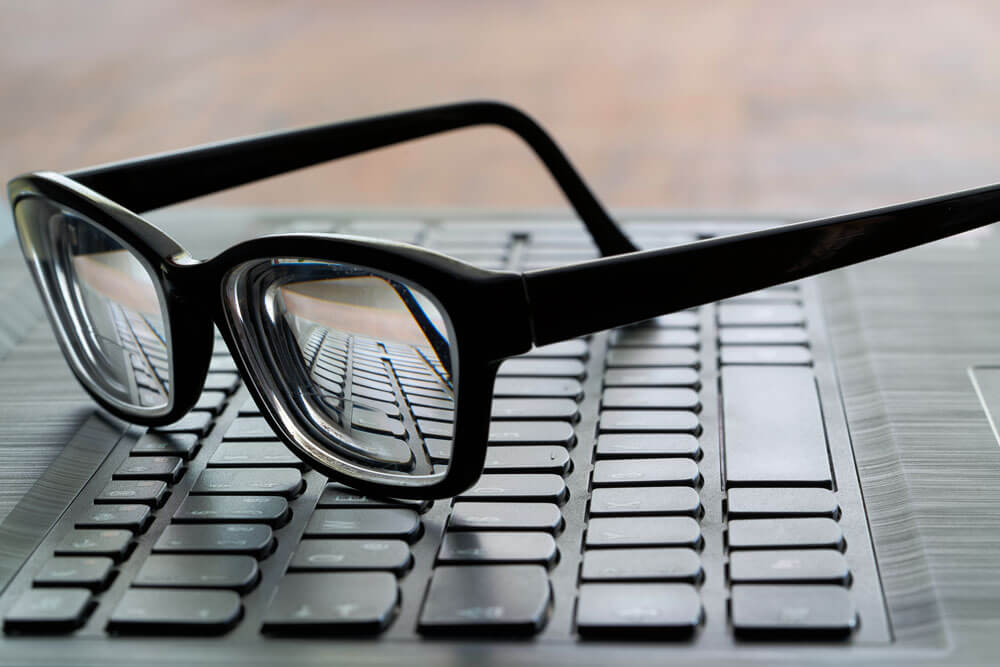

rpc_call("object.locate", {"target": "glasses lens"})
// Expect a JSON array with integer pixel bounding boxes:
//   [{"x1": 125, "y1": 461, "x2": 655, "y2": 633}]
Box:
[
  {"x1": 13, "y1": 196, "x2": 172, "y2": 413},
  {"x1": 226, "y1": 258, "x2": 455, "y2": 489}
]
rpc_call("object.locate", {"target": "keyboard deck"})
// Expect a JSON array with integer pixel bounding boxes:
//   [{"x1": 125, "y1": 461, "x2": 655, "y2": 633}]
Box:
[{"x1": 0, "y1": 217, "x2": 889, "y2": 646}]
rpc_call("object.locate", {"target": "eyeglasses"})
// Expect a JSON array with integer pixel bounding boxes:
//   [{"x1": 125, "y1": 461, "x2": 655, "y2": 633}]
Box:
[{"x1": 7, "y1": 101, "x2": 1000, "y2": 499}]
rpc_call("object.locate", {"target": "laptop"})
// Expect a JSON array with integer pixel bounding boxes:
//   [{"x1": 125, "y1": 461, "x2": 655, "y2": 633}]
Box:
[{"x1": 0, "y1": 207, "x2": 996, "y2": 665}]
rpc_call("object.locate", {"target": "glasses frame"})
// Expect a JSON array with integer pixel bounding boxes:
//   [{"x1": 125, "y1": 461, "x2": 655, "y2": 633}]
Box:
[{"x1": 9, "y1": 100, "x2": 1000, "y2": 499}]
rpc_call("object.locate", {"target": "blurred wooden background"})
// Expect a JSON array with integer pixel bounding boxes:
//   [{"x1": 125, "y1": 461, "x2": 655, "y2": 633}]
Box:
[{"x1": 2, "y1": 0, "x2": 999, "y2": 218}]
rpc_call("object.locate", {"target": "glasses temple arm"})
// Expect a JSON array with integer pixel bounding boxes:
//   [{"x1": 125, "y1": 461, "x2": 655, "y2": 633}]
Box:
[
  {"x1": 522, "y1": 182, "x2": 1000, "y2": 346},
  {"x1": 65, "y1": 101, "x2": 638, "y2": 256}
]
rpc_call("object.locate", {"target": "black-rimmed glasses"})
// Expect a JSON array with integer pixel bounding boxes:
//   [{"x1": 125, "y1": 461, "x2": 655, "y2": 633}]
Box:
[{"x1": 8, "y1": 101, "x2": 1000, "y2": 499}]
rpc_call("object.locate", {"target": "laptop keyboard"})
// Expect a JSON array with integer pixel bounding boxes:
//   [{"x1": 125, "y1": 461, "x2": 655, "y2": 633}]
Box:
[{"x1": 0, "y1": 217, "x2": 889, "y2": 644}]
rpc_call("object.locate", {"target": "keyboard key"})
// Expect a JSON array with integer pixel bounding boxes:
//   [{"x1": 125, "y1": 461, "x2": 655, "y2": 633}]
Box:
[
  {"x1": 599, "y1": 411, "x2": 701, "y2": 435},
  {"x1": 727, "y1": 488, "x2": 840, "y2": 519},
  {"x1": 131, "y1": 433, "x2": 199, "y2": 460},
  {"x1": 151, "y1": 411, "x2": 213, "y2": 436},
  {"x1": 317, "y1": 484, "x2": 432, "y2": 513},
  {"x1": 722, "y1": 367, "x2": 832, "y2": 487},
  {"x1": 589, "y1": 487, "x2": 701, "y2": 517},
  {"x1": 305, "y1": 509, "x2": 423, "y2": 542},
  {"x1": 134, "y1": 555, "x2": 259, "y2": 592},
  {"x1": 493, "y1": 378, "x2": 583, "y2": 400},
  {"x1": 113, "y1": 456, "x2": 184, "y2": 483},
  {"x1": 289, "y1": 540, "x2": 412, "y2": 575},
  {"x1": 602, "y1": 388, "x2": 701, "y2": 411},
  {"x1": 54, "y1": 529, "x2": 133, "y2": 562},
  {"x1": 224, "y1": 417, "x2": 276, "y2": 440},
  {"x1": 76, "y1": 504, "x2": 152, "y2": 532},
  {"x1": 483, "y1": 445, "x2": 571, "y2": 475},
  {"x1": 586, "y1": 517, "x2": 702, "y2": 548},
  {"x1": 606, "y1": 348, "x2": 699, "y2": 368},
  {"x1": 108, "y1": 589, "x2": 241, "y2": 634},
  {"x1": 592, "y1": 459, "x2": 700, "y2": 487},
  {"x1": 645, "y1": 311, "x2": 699, "y2": 328},
  {"x1": 193, "y1": 391, "x2": 229, "y2": 414},
  {"x1": 351, "y1": 408, "x2": 406, "y2": 437},
  {"x1": 718, "y1": 327, "x2": 809, "y2": 346},
  {"x1": 96, "y1": 480, "x2": 168, "y2": 507},
  {"x1": 448, "y1": 502, "x2": 563, "y2": 533},
  {"x1": 730, "y1": 585, "x2": 857, "y2": 638},
  {"x1": 202, "y1": 372, "x2": 241, "y2": 394},
  {"x1": 418, "y1": 565, "x2": 551, "y2": 636},
  {"x1": 3, "y1": 588, "x2": 94, "y2": 633},
  {"x1": 34, "y1": 557, "x2": 115, "y2": 591},
  {"x1": 595, "y1": 434, "x2": 701, "y2": 459},
  {"x1": 575, "y1": 584, "x2": 702, "y2": 636},
  {"x1": 729, "y1": 550, "x2": 850, "y2": 584},
  {"x1": 154, "y1": 524, "x2": 274, "y2": 558},
  {"x1": 488, "y1": 421, "x2": 576, "y2": 446},
  {"x1": 521, "y1": 339, "x2": 589, "y2": 358},
  {"x1": 411, "y1": 404, "x2": 454, "y2": 422},
  {"x1": 209, "y1": 356, "x2": 238, "y2": 372},
  {"x1": 720, "y1": 346, "x2": 813, "y2": 366},
  {"x1": 173, "y1": 495, "x2": 290, "y2": 526},
  {"x1": 406, "y1": 394, "x2": 455, "y2": 410},
  {"x1": 416, "y1": 419, "x2": 452, "y2": 439},
  {"x1": 437, "y1": 532, "x2": 558, "y2": 567},
  {"x1": 613, "y1": 329, "x2": 699, "y2": 347},
  {"x1": 498, "y1": 359, "x2": 586, "y2": 379},
  {"x1": 191, "y1": 468, "x2": 303, "y2": 498},
  {"x1": 718, "y1": 304, "x2": 805, "y2": 327},
  {"x1": 604, "y1": 368, "x2": 700, "y2": 388},
  {"x1": 209, "y1": 441, "x2": 302, "y2": 468},
  {"x1": 458, "y1": 474, "x2": 568, "y2": 504},
  {"x1": 262, "y1": 572, "x2": 398, "y2": 635},
  {"x1": 351, "y1": 386, "x2": 398, "y2": 404},
  {"x1": 728, "y1": 518, "x2": 845, "y2": 550},
  {"x1": 581, "y1": 548, "x2": 702, "y2": 583},
  {"x1": 491, "y1": 398, "x2": 580, "y2": 421}
]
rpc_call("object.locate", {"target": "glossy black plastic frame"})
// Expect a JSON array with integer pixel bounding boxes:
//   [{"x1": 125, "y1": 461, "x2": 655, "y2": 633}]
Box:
[{"x1": 8, "y1": 100, "x2": 1000, "y2": 498}]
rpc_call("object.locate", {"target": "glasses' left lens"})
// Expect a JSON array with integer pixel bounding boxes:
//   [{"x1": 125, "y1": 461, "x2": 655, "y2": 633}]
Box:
[{"x1": 14, "y1": 196, "x2": 172, "y2": 414}]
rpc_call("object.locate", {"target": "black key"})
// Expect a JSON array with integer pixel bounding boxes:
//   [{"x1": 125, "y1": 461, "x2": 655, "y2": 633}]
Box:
[
  {"x1": 224, "y1": 417, "x2": 276, "y2": 441},
  {"x1": 34, "y1": 557, "x2": 115, "y2": 591},
  {"x1": 151, "y1": 411, "x2": 213, "y2": 436},
  {"x1": 448, "y1": 502, "x2": 563, "y2": 533},
  {"x1": 397, "y1": 377, "x2": 443, "y2": 392},
  {"x1": 488, "y1": 421, "x2": 576, "y2": 446},
  {"x1": 595, "y1": 434, "x2": 701, "y2": 459},
  {"x1": 585, "y1": 517, "x2": 701, "y2": 549},
  {"x1": 317, "y1": 484, "x2": 432, "y2": 513},
  {"x1": 592, "y1": 459, "x2": 700, "y2": 487},
  {"x1": 54, "y1": 529, "x2": 133, "y2": 562},
  {"x1": 599, "y1": 411, "x2": 701, "y2": 435},
  {"x1": 718, "y1": 327, "x2": 809, "y2": 346},
  {"x1": 173, "y1": 495, "x2": 290, "y2": 526},
  {"x1": 108, "y1": 589, "x2": 241, "y2": 634},
  {"x1": 424, "y1": 438, "x2": 453, "y2": 463},
  {"x1": 728, "y1": 518, "x2": 845, "y2": 550},
  {"x1": 605, "y1": 348, "x2": 699, "y2": 368},
  {"x1": 483, "y1": 445, "x2": 571, "y2": 475},
  {"x1": 722, "y1": 366, "x2": 832, "y2": 487},
  {"x1": 602, "y1": 388, "x2": 701, "y2": 411},
  {"x1": 718, "y1": 304, "x2": 805, "y2": 327},
  {"x1": 203, "y1": 372, "x2": 241, "y2": 394},
  {"x1": 406, "y1": 394, "x2": 455, "y2": 410},
  {"x1": 95, "y1": 480, "x2": 168, "y2": 507},
  {"x1": 350, "y1": 374, "x2": 395, "y2": 394},
  {"x1": 305, "y1": 509, "x2": 423, "y2": 543},
  {"x1": 77, "y1": 504, "x2": 152, "y2": 532},
  {"x1": 437, "y1": 532, "x2": 558, "y2": 567},
  {"x1": 113, "y1": 456, "x2": 183, "y2": 483},
  {"x1": 589, "y1": 487, "x2": 701, "y2": 517},
  {"x1": 458, "y1": 474, "x2": 568, "y2": 503},
  {"x1": 132, "y1": 432, "x2": 199, "y2": 460},
  {"x1": 613, "y1": 329, "x2": 699, "y2": 347},
  {"x1": 191, "y1": 468, "x2": 303, "y2": 498},
  {"x1": 290, "y1": 540, "x2": 412, "y2": 575},
  {"x1": 522, "y1": 339, "x2": 589, "y2": 358},
  {"x1": 727, "y1": 488, "x2": 840, "y2": 519},
  {"x1": 209, "y1": 441, "x2": 302, "y2": 468},
  {"x1": 3, "y1": 588, "x2": 94, "y2": 633},
  {"x1": 730, "y1": 585, "x2": 857, "y2": 638},
  {"x1": 154, "y1": 524, "x2": 275, "y2": 558},
  {"x1": 491, "y1": 398, "x2": 579, "y2": 421},
  {"x1": 417, "y1": 419, "x2": 453, "y2": 439},
  {"x1": 497, "y1": 359, "x2": 586, "y2": 379},
  {"x1": 575, "y1": 583, "x2": 702, "y2": 636},
  {"x1": 493, "y1": 377, "x2": 583, "y2": 400},
  {"x1": 418, "y1": 565, "x2": 551, "y2": 636},
  {"x1": 411, "y1": 404, "x2": 454, "y2": 422},
  {"x1": 351, "y1": 386, "x2": 397, "y2": 404},
  {"x1": 351, "y1": 408, "x2": 406, "y2": 437},
  {"x1": 194, "y1": 391, "x2": 229, "y2": 415},
  {"x1": 729, "y1": 550, "x2": 850, "y2": 584},
  {"x1": 262, "y1": 572, "x2": 398, "y2": 635},
  {"x1": 134, "y1": 555, "x2": 259, "y2": 592},
  {"x1": 604, "y1": 368, "x2": 700, "y2": 388},
  {"x1": 580, "y1": 548, "x2": 701, "y2": 583},
  {"x1": 720, "y1": 346, "x2": 813, "y2": 366}
]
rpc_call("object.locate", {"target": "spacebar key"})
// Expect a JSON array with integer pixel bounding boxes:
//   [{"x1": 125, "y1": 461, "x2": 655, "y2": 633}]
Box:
[{"x1": 722, "y1": 366, "x2": 832, "y2": 487}]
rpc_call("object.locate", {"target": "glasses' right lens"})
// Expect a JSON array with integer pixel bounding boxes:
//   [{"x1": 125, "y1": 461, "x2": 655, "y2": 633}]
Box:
[{"x1": 13, "y1": 196, "x2": 172, "y2": 414}]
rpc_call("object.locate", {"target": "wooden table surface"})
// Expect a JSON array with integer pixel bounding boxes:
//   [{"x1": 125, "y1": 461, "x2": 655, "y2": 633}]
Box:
[{"x1": 2, "y1": 0, "x2": 999, "y2": 219}]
